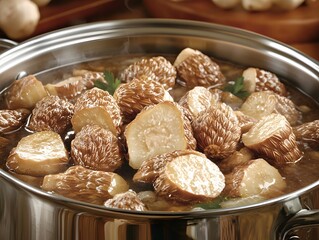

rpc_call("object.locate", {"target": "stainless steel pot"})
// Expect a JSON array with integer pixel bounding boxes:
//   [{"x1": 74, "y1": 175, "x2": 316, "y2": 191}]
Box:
[{"x1": 0, "y1": 19, "x2": 318, "y2": 240}]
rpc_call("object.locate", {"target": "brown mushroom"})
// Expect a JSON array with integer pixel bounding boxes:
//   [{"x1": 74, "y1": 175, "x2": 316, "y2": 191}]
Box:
[
  {"x1": 120, "y1": 56, "x2": 176, "y2": 90},
  {"x1": 114, "y1": 77, "x2": 173, "y2": 122},
  {"x1": 41, "y1": 165, "x2": 129, "y2": 205},
  {"x1": 192, "y1": 102, "x2": 241, "y2": 160},
  {"x1": 71, "y1": 87, "x2": 122, "y2": 135},
  {"x1": 174, "y1": 48, "x2": 225, "y2": 89},
  {"x1": 242, "y1": 113, "x2": 302, "y2": 165},
  {"x1": 153, "y1": 151, "x2": 225, "y2": 204},
  {"x1": 71, "y1": 125, "x2": 123, "y2": 172},
  {"x1": 242, "y1": 67, "x2": 287, "y2": 96},
  {"x1": 0, "y1": 108, "x2": 30, "y2": 134},
  {"x1": 28, "y1": 95, "x2": 74, "y2": 134}
]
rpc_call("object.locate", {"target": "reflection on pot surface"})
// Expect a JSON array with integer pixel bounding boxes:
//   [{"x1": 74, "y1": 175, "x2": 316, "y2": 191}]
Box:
[{"x1": 0, "y1": 19, "x2": 318, "y2": 240}]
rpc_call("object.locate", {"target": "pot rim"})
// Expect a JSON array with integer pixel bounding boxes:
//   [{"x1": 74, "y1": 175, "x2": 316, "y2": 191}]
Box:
[{"x1": 0, "y1": 19, "x2": 318, "y2": 218}]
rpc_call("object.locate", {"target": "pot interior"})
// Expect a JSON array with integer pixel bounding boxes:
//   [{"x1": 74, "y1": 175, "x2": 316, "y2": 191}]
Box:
[{"x1": 0, "y1": 19, "x2": 318, "y2": 216}]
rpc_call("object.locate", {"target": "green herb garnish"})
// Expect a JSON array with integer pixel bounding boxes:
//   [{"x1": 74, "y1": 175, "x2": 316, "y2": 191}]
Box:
[
  {"x1": 94, "y1": 71, "x2": 121, "y2": 95},
  {"x1": 223, "y1": 76, "x2": 250, "y2": 99},
  {"x1": 194, "y1": 196, "x2": 227, "y2": 210}
]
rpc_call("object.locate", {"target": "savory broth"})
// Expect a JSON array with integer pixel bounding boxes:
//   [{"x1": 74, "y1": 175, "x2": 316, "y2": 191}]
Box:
[{"x1": 1, "y1": 54, "x2": 319, "y2": 211}]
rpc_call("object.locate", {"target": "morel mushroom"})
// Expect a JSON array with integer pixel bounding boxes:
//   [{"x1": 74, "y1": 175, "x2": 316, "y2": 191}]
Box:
[
  {"x1": 242, "y1": 67, "x2": 287, "y2": 96},
  {"x1": 0, "y1": 108, "x2": 30, "y2": 134},
  {"x1": 71, "y1": 125, "x2": 123, "y2": 172},
  {"x1": 104, "y1": 190, "x2": 147, "y2": 211},
  {"x1": 133, "y1": 150, "x2": 206, "y2": 184},
  {"x1": 240, "y1": 91, "x2": 301, "y2": 126},
  {"x1": 242, "y1": 114, "x2": 302, "y2": 165},
  {"x1": 218, "y1": 147, "x2": 255, "y2": 174},
  {"x1": 28, "y1": 95, "x2": 74, "y2": 134},
  {"x1": 4, "y1": 75, "x2": 48, "y2": 110},
  {"x1": 120, "y1": 56, "x2": 176, "y2": 90},
  {"x1": 71, "y1": 87, "x2": 122, "y2": 135},
  {"x1": 114, "y1": 77, "x2": 173, "y2": 122},
  {"x1": 125, "y1": 101, "x2": 196, "y2": 169},
  {"x1": 223, "y1": 158, "x2": 286, "y2": 198},
  {"x1": 174, "y1": 48, "x2": 225, "y2": 89},
  {"x1": 153, "y1": 151, "x2": 225, "y2": 204},
  {"x1": 6, "y1": 131, "x2": 69, "y2": 176},
  {"x1": 45, "y1": 76, "x2": 89, "y2": 101},
  {"x1": 192, "y1": 102, "x2": 241, "y2": 160},
  {"x1": 45, "y1": 69, "x2": 101, "y2": 100},
  {"x1": 41, "y1": 165, "x2": 129, "y2": 205},
  {"x1": 178, "y1": 86, "x2": 220, "y2": 120},
  {"x1": 293, "y1": 120, "x2": 319, "y2": 145}
]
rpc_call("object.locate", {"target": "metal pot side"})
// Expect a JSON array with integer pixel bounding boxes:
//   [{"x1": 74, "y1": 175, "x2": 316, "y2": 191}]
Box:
[{"x1": 0, "y1": 19, "x2": 318, "y2": 240}]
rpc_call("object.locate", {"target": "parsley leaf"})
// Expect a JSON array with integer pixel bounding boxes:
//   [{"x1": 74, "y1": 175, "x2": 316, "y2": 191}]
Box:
[
  {"x1": 223, "y1": 76, "x2": 250, "y2": 99},
  {"x1": 94, "y1": 70, "x2": 121, "y2": 95},
  {"x1": 194, "y1": 196, "x2": 226, "y2": 210}
]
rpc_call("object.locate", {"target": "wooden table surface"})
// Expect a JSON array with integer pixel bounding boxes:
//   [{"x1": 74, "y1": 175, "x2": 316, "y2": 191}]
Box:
[
  {"x1": 1, "y1": 0, "x2": 318, "y2": 61},
  {"x1": 101, "y1": 1, "x2": 319, "y2": 61}
]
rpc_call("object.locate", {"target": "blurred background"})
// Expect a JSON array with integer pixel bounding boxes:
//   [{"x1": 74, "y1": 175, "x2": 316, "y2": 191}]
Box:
[{"x1": 0, "y1": 0, "x2": 318, "y2": 60}]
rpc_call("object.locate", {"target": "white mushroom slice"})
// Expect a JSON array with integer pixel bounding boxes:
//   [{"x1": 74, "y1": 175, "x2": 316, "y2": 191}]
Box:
[
  {"x1": 71, "y1": 87, "x2": 122, "y2": 135},
  {"x1": 5, "y1": 75, "x2": 48, "y2": 110},
  {"x1": 240, "y1": 91, "x2": 301, "y2": 126},
  {"x1": 125, "y1": 101, "x2": 196, "y2": 169},
  {"x1": 41, "y1": 165, "x2": 129, "y2": 205},
  {"x1": 6, "y1": 131, "x2": 69, "y2": 177},
  {"x1": 178, "y1": 86, "x2": 219, "y2": 120},
  {"x1": 242, "y1": 114, "x2": 302, "y2": 165},
  {"x1": 154, "y1": 152, "x2": 225, "y2": 203},
  {"x1": 223, "y1": 158, "x2": 286, "y2": 198},
  {"x1": 133, "y1": 150, "x2": 206, "y2": 183}
]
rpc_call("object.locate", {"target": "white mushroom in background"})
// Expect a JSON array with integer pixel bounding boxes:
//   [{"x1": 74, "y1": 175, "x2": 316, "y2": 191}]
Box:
[
  {"x1": 211, "y1": 0, "x2": 307, "y2": 11},
  {"x1": 0, "y1": 0, "x2": 52, "y2": 40}
]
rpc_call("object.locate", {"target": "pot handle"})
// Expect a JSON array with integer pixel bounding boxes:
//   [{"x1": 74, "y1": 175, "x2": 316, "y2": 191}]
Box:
[
  {"x1": 276, "y1": 209, "x2": 319, "y2": 240},
  {"x1": 0, "y1": 38, "x2": 18, "y2": 54}
]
